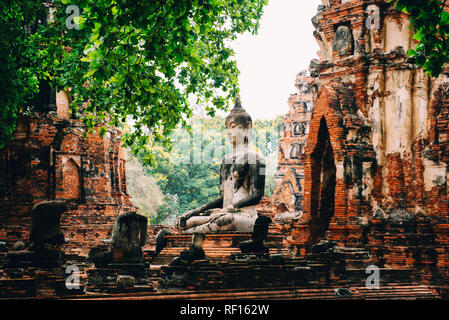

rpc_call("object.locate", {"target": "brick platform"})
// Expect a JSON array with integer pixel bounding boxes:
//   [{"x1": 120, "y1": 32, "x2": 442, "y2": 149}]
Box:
[
  {"x1": 0, "y1": 259, "x2": 89, "y2": 298},
  {"x1": 67, "y1": 284, "x2": 440, "y2": 300},
  {"x1": 152, "y1": 233, "x2": 290, "y2": 265},
  {"x1": 86, "y1": 263, "x2": 154, "y2": 294}
]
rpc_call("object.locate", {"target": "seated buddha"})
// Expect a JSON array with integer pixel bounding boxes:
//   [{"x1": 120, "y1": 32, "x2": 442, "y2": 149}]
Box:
[{"x1": 175, "y1": 98, "x2": 266, "y2": 234}]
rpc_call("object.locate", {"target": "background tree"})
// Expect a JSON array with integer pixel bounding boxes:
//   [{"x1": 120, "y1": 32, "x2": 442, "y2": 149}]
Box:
[
  {"x1": 125, "y1": 153, "x2": 165, "y2": 223},
  {"x1": 0, "y1": 1, "x2": 52, "y2": 148},
  {"x1": 0, "y1": 0, "x2": 268, "y2": 161}
]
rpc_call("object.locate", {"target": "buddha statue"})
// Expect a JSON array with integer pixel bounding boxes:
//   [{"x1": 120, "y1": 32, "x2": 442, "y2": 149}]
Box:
[
  {"x1": 175, "y1": 98, "x2": 266, "y2": 233},
  {"x1": 110, "y1": 211, "x2": 148, "y2": 263},
  {"x1": 89, "y1": 211, "x2": 148, "y2": 266}
]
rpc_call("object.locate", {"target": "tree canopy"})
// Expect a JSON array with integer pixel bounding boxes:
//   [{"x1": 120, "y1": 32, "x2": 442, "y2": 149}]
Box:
[
  {"x1": 0, "y1": 0, "x2": 267, "y2": 161},
  {"x1": 3, "y1": 0, "x2": 449, "y2": 158},
  {"x1": 391, "y1": 0, "x2": 449, "y2": 77}
]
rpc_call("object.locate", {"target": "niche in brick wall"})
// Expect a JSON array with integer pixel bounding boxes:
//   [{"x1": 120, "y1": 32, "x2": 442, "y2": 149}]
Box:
[
  {"x1": 30, "y1": 79, "x2": 57, "y2": 112},
  {"x1": 290, "y1": 143, "x2": 304, "y2": 159},
  {"x1": 56, "y1": 90, "x2": 72, "y2": 120},
  {"x1": 310, "y1": 117, "x2": 336, "y2": 238},
  {"x1": 333, "y1": 24, "x2": 354, "y2": 57},
  {"x1": 281, "y1": 145, "x2": 290, "y2": 160},
  {"x1": 293, "y1": 122, "x2": 305, "y2": 136},
  {"x1": 109, "y1": 154, "x2": 119, "y2": 194},
  {"x1": 61, "y1": 158, "x2": 84, "y2": 202}
]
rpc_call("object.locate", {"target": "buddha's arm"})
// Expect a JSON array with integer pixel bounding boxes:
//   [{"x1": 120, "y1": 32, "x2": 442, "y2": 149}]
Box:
[
  {"x1": 180, "y1": 160, "x2": 226, "y2": 221},
  {"x1": 193, "y1": 196, "x2": 224, "y2": 215},
  {"x1": 191, "y1": 158, "x2": 228, "y2": 216},
  {"x1": 178, "y1": 196, "x2": 223, "y2": 228},
  {"x1": 233, "y1": 159, "x2": 266, "y2": 209}
]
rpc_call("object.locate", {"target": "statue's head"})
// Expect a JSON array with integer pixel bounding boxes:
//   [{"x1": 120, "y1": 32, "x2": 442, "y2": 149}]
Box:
[{"x1": 225, "y1": 97, "x2": 252, "y2": 146}]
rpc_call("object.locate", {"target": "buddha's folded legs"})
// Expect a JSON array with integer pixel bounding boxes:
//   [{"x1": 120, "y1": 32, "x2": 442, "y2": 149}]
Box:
[
  {"x1": 230, "y1": 213, "x2": 257, "y2": 232},
  {"x1": 182, "y1": 216, "x2": 211, "y2": 230},
  {"x1": 181, "y1": 212, "x2": 257, "y2": 234}
]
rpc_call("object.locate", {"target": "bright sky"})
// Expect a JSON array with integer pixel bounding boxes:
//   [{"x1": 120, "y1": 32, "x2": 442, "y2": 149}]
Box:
[{"x1": 231, "y1": 0, "x2": 321, "y2": 120}]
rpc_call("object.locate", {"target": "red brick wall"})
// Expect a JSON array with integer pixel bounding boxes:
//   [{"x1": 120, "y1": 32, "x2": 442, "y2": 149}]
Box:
[
  {"x1": 0, "y1": 97, "x2": 135, "y2": 256},
  {"x1": 289, "y1": 0, "x2": 449, "y2": 268}
]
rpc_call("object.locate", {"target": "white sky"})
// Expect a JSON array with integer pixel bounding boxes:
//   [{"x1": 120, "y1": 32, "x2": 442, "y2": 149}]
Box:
[{"x1": 231, "y1": 0, "x2": 321, "y2": 120}]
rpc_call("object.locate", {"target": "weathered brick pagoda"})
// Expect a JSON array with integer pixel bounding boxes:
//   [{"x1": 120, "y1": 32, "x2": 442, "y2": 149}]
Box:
[
  {"x1": 268, "y1": 0, "x2": 449, "y2": 296},
  {"x1": 0, "y1": 87, "x2": 134, "y2": 257},
  {"x1": 272, "y1": 71, "x2": 314, "y2": 212},
  {"x1": 290, "y1": 0, "x2": 449, "y2": 253}
]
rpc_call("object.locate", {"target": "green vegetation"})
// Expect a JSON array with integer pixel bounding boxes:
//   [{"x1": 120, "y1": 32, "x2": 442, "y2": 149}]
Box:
[
  {"x1": 126, "y1": 154, "x2": 164, "y2": 220},
  {"x1": 391, "y1": 0, "x2": 449, "y2": 77},
  {"x1": 127, "y1": 115, "x2": 283, "y2": 224},
  {"x1": 3, "y1": 0, "x2": 449, "y2": 157},
  {"x1": 6, "y1": 0, "x2": 449, "y2": 224},
  {"x1": 0, "y1": 0, "x2": 267, "y2": 159}
]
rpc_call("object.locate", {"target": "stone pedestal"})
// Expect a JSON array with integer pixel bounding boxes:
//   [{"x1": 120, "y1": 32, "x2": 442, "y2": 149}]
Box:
[
  {"x1": 159, "y1": 254, "x2": 305, "y2": 292},
  {"x1": 158, "y1": 249, "x2": 367, "y2": 292},
  {"x1": 6, "y1": 249, "x2": 65, "y2": 268},
  {"x1": 152, "y1": 232, "x2": 289, "y2": 265},
  {"x1": 86, "y1": 263, "x2": 153, "y2": 294},
  {"x1": 0, "y1": 262, "x2": 85, "y2": 298}
]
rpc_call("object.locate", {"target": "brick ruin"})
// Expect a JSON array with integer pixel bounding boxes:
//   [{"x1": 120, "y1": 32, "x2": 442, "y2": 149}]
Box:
[
  {"x1": 272, "y1": 71, "x2": 313, "y2": 213},
  {"x1": 0, "y1": 87, "x2": 134, "y2": 257},
  {"x1": 268, "y1": 0, "x2": 449, "y2": 292},
  {"x1": 155, "y1": 0, "x2": 449, "y2": 296},
  {"x1": 1, "y1": 0, "x2": 449, "y2": 300}
]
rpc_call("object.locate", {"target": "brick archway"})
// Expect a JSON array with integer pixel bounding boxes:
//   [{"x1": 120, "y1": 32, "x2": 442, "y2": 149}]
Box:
[
  {"x1": 297, "y1": 87, "x2": 348, "y2": 249},
  {"x1": 62, "y1": 158, "x2": 84, "y2": 202},
  {"x1": 309, "y1": 117, "x2": 336, "y2": 239}
]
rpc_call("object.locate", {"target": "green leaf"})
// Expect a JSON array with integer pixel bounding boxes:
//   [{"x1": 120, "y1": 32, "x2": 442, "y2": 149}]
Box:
[
  {"x1": 0, "y1": 0, "x2": 268, "y2": 156},
  {"x1": 407, "y1": 49, "x2": 417, "y2": 56},
  {"x1": 84, "y1": 68, "x2": 97, "y2": 78}
]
